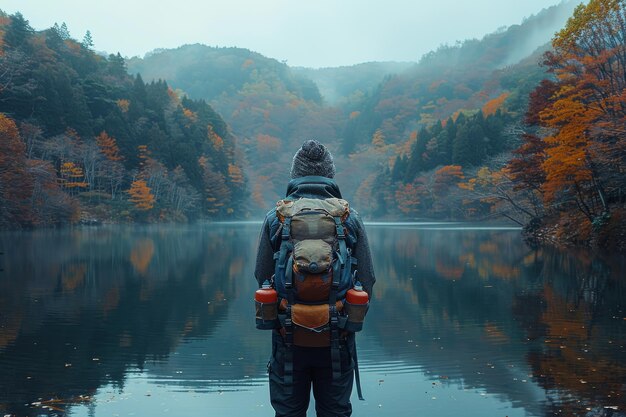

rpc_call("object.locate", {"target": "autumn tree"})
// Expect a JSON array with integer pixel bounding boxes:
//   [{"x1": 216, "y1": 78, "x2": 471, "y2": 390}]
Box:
[
  {"x1": 95, "y1": 131, "x2": 125, "y2": 198},
  {"x1": 0, "y1": 114, "x2": 33, "y2": 227},
  {"x1": 431, "y1": 165, "x2": 465, "y2": 217},
  {"x1": 395, "y1": 182, "x2": 423, "y2": 216},
  {"x1": 513, "y1": 0, "x2": 626, "y2": 243},
  {"x1": 127, "y1": 179, "x2": 155, "y2": 211},
  {"x1": 199, "y1": 156, "x2": 231, "y2": 216}
]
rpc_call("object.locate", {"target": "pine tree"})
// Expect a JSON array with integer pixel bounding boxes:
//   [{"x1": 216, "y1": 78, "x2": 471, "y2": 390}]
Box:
[
  {"x1": 81, "y1": 30, "x2": 93, "y2": 49},
  {"x1": 4, "y1": 12, "x2": 34, "y2": 51}
]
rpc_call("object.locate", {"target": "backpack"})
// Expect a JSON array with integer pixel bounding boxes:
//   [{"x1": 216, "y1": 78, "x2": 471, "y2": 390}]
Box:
[
  {"x1": 272, "y1": 197, "x2": 356, "y2": 347},
  {"x1": 269, "y1": 196, "x2": 367, "y2": 400}
]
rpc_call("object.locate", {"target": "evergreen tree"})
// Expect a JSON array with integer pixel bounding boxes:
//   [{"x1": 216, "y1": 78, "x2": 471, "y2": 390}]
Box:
[
  {"x1": 81, "y1": 30, "x2": 93, "y2": 49},
  {"x1": 4, "y1": 12, "x2": 34, "y2": 51},
  {"x1": 59, "y1": 22, "x2": 70, "y2": 40},
  {"x1": 107, "y1": 53, "x2": 127, "y2": 78},
  {"x1": 452, "y1": 123, "x2": 471, "y2": 165}
]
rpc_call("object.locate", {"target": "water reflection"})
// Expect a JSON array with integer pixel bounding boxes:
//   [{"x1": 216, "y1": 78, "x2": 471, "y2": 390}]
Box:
[
  {"x1": 0, "y1": 224, "x2": 264, "y2": 416},
  {"x1": 0, "y1": 224, "x2": 624, "y2": 417},
  {"x1": 364, "y1": 226, "x2": 625, "y2": 417}
]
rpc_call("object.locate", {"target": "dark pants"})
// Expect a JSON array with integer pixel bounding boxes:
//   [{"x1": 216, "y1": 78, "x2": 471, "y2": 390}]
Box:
[{"x1": 269, "y1": 331, "x2": 355, "y2": 417}]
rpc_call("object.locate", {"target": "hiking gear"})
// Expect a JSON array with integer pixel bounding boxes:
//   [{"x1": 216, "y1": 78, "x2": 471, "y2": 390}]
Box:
[
  {"x1": 269, "y1": 196, "x2": 367, "y2": 400},
  {"x1": 290, "y1": 140, "x2": 336, "y2": 179},
  {"x1": 255, "y1": 280, "x2": 279, "y2": 330},
  {"x1": 344, "y1": 281, "x2": 369, "y2": 333},
  {"x1": 273, "y1": 197, "x2": 357, "y2": 345},
  {"x1": 254, "y1": 176, "x2": 375, "y2": 408}
]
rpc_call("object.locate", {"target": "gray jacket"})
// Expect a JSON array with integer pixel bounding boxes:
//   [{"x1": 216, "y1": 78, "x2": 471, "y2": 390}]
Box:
[{"x1": 254, "y1": 176, "x2": 376, "y2": 297}]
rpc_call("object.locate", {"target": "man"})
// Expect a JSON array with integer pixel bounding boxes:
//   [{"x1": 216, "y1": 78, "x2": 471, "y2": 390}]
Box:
[{"x1": 254, "y1": 140, "x2": 375, "y2": 417}]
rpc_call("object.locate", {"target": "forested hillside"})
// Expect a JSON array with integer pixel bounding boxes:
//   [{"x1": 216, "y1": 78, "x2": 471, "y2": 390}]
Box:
[
  {"x1": 128, "y1": 45, "x2": 347, "y2": 207},
  {"x1": 127, "y1": 2, "x2": 578, "y2": 213},
  {"x1": 1, "y1": 0, "x2": 624, "y2": 249},
  {"x1": 341, "y1": 1, "x2": 578, "y2": 153},
  {"x1": 0, "y1": 12, "x2": 245, "y2": 228},
  {"x1": 360, "y1": 0, "x2": 625, "y2": 249}
]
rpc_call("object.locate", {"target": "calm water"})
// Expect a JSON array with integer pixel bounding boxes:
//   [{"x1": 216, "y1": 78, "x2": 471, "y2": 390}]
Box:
[{"x1": 0, "y1": 223, "x2": 624, "y2": 417}]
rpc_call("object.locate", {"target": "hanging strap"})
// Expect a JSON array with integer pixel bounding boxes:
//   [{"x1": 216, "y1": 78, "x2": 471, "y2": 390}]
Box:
[
  {"x1": 283, "y1": 304, "x2": 294, "y2": 394},
  {"x1": 351, "y1": 336, "x2": 365, "y2": 400}
]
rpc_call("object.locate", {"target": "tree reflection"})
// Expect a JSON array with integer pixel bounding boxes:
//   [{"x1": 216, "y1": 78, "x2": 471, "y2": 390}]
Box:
[
  {"x1": 366, "y1": 226, "x2": 625, "y2": 416},
  {"x1": 0, "y1": 224, "x2": 254, "y2": 416},
  {"x1": 512, "y1": 249, "x2": 626, "y2": 416},
  {"x1": 1, "y1": 225, "x2": 624, "y2": 417}
]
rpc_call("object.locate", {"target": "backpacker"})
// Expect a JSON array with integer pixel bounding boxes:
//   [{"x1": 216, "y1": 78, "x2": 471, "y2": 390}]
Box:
[{"x1": 254, "y1": 196, "x2": 369, "y2": 399}]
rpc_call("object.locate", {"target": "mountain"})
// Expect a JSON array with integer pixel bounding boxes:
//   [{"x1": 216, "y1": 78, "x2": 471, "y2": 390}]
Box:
[
  {"x1": 341, "y1": 1, "x2": 579, "y2": 153},
  {"x1": 123, "y1": 1, "x2": 578, "y2": 213},
  {"x1": 292, "y1": 61, "x2": 414, "y2": 106},
  {"x1": 128, "y1": 45, "x2": 346, "y2": 209}
]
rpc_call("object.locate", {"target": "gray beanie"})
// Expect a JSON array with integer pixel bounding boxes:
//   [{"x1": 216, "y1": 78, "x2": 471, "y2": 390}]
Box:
[{"x1": 290, "y1": 140, "x2": 336, "y2": 179}]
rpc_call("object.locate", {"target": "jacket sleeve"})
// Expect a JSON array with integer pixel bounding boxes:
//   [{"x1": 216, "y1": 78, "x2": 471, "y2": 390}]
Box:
[
  {"x1": 350, "y1": 210, "x2": 376, "y2": 299},
  {"x1": 254, "y1": 214, "x2": 276, "y2": 287}
]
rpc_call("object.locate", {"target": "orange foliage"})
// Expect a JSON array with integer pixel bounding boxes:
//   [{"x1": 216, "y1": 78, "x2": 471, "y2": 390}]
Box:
[
  {"x1": 481, "y1": 92, "x2": 509, "y2": 116},
  {"x1": 116, "y1": 99, "x2": 130, "y2": 113},
  {"x1": 127, "y1": 179, "x2": 155, "y2": 210},
  {"x1": 395, "y1": 182, "x2": 423, "y2": 215},
  {"x1": 60, "y1": 161, "x2": 88, "y2": 189},
  {"x1": 96, "y1": 131, "x2": 123, "y2": 161},
  {"x1": 183, "y1": 108, "x2": 198, "y2": 126},
  {"x1": 228, "y1": 163, "x2": 244, "y2": 185},
  {"x1": 525, "y1": 0, "x2": 626, "y2": 225},
  {"x1": 0, "y1": 114, "x2": 33, "y2": 225},
  {"x1": 167, "y1": 87, "x2": 180, "y2": 104},
  {"x1": 207, "y1": 125, "x2": 224, "y2": 150},
  {"x1": 434, "y1": 165, "x2": 464, "y2": 195}
]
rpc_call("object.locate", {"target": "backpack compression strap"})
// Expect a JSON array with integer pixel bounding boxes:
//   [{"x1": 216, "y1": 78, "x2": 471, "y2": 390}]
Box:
[
  {"x1": 277, "y1": 217, "x2": 295, "y2": 393},
  {"x1": 329, "y1": 216, "x2": 348, "y2": 381}
]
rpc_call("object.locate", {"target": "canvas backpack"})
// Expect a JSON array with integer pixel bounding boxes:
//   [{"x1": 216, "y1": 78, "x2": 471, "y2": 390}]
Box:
[
  {"x1": 268, "y1": 196, "x2": 366, "y2": 399},
  {"x1": 272, "y1": 197, "x2": 356, "y2": 344}
]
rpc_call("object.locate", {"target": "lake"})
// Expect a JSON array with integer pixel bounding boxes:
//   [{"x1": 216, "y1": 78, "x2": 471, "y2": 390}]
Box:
[{"x1": 0, "y1": 223, "x2": 624, "y2": 417}]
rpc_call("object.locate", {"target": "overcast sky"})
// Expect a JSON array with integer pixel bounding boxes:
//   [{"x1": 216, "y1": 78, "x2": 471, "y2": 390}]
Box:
[{"x1": 3, "y1": 0, "x2": 566, "y2": 68}]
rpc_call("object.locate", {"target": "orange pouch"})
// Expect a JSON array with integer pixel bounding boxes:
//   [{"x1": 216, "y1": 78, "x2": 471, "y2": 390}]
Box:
[{"x1": 291, "y1": 304, "x2": 329, "y2": 332}]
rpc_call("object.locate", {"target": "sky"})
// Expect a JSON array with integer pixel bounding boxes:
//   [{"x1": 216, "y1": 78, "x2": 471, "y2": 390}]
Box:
[{"x1": 2, "y1": 0, "x2": 566, "y2": 68}]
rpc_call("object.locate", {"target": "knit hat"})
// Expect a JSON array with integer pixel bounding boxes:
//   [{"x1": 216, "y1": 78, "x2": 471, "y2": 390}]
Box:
[{"x1": 290, "y1": 140, "x2": 336, "y2": 179}]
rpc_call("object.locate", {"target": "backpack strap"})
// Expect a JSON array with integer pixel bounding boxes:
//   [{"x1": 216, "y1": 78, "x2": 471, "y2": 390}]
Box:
[
  {"x1": 329, "y1": 215, "x2": 348, "y2": 380},
  {"x1": 279, "y1": 217, "x2": 295, "y2": 393}
]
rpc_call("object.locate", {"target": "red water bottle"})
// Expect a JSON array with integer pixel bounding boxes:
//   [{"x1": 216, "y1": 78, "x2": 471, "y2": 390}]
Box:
[
  {"x1": 346, "y1": 282, "x2": 369, "y2": 305},
  {"x1": 345, "y1": 282, "x2": 369, "y2": 332},
  {"x1": 255, "y1": 280, "x2": 278, "y2": 329}
]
